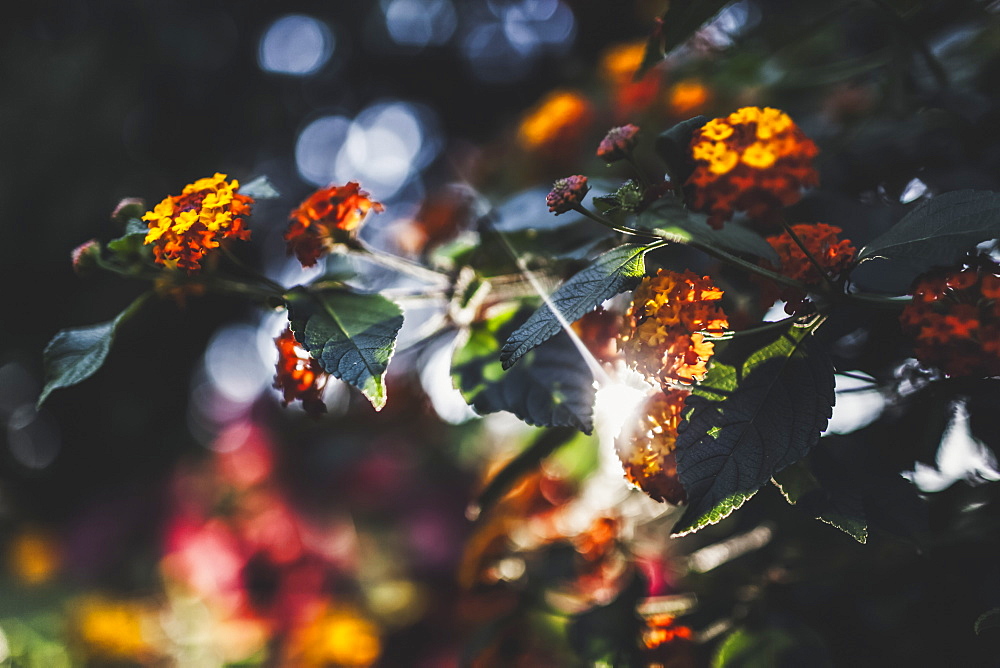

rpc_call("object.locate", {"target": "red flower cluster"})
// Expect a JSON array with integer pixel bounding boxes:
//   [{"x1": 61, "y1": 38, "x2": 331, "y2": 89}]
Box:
[
  {"x1": 597, "y1": 124, "x2": 640, "y2": 162},
  {"x1": 616, "y1": 390, "x2": 689, "y2": 505},
  {"x1": 619, "y1": 269, "x2": 729, "y2": 386},
  {"x1": 273, "y1": 327, "x2": 329, "y2": 416},
  {"x1": 685, "y1": 107, "x2": 819, "y2": 229},
  {"x1": 546, "y1": 175, "x2": 590, "y2": 214},
  {"x1": 760, "y1": 223, "x2": 856, "y2": 309},
  {"x1": 900, "y1": 257, "x2": 1000, "y2": 377},
  {"x1": 285, "y1": 182, "x2": 383, "y2": 267}
]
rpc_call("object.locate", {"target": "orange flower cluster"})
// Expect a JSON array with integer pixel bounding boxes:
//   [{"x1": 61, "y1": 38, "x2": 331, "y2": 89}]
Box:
[
  {"x1": 619, "y1": 269, "x2": 729, "y2": 386},
  {"x1": 142, "y1": 173, "x2": 253, "y2": 272},
  {"x1": 685, "y1": 107, "x2": 819, "y2": 229},
  {"x1": 668, "y1": 79, "x2": 711, "y2": 116},
  {"x1": 899, "y1": 258, "x2": 1000, "y2": 377},
  {"x1": 616, "y1": 390, "x2": 689, "y2": 505},
  {"x1": 273, "y1": 327, "x2": 329, "y2": 416},
  {"x1": 285, "y1": 182, "x2": 383, "y2": 267},
  {"x1": 517, "y1": 90, "x2": 595, "y2": 156},
  {"x1": 759, "y1": 223, "x2": 856, "y2": 309}
]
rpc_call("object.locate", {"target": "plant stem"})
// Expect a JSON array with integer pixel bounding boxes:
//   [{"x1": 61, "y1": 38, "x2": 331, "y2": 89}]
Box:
[
  {"x1": 625, "y1": 153, "x2": 652, "y2": 191},
  {"x1": 348, "y1": 243, "x2": 450, "y2": 287},
  {"x1": 690, "y1": 240, "x2": 814, "y2": 293},
  {"x1": 782, "y1": 222, "x2": 838, "y2": 290},
  {"x1": 221, "y1": 245, "x2": 287, "y2": 295},
  {"x1": 700, "y1": 315, "x2": 800, "y2": 340},
  {"x1": 844, "y1": 291, "x2": 911, "y2": 309},
  {"x1": 570, "y1": 204, "x2": 662, "y2": 239}
]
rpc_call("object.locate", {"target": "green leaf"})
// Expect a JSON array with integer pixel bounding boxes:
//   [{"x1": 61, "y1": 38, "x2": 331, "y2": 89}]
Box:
[
  {"x1": 672, "y1": 322, "x2": 835, "y2": 536},
  {"x1": 106, "y1": 218, "x2": 150, "y2": 261},
  {"x1": 499, "y1": 243, "x2": 651, "y2": 369},
  {"x1": 637, "y1": 2, "x2": 734, "y2": 80},
  {"x1": 772, "y1": 460, "x2": 868, "y2": 544},
  {"x1": 453, "y1": 306, "x2": 596, "y2": 433},
  {"x1": 635, "y1": 197, "x2": 780, "y2": 264},
  {"x1": 285, "y1": 287, "x2": 404, "y2": 411},
  {"x1": 654, "y1": 115, "x2": 709, "y2": 183},
  {"x1": 239, "y1": 175, "x2": 281, "y2": 199},
  {"x1": 713, "y1": 625, "x2": 832, "y2": 668},
  {"x1": 857, "y1": 190, "x2": 1000, "y2": 289},
  {"x1": 975, "y1": 608, "x2": 1000, "y2": 636},
  {"x1": 38, "y1": 293, "x2": 150, "y2": 408},
  {"x1": 592, "y1": 180, "x2": 644, "y2": 226}
]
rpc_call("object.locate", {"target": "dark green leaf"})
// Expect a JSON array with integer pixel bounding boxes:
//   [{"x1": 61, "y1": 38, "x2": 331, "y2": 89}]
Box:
[
  {"x1": 975, "y1": 608, "x2": 1000, "y2": 636},
  {"x1": 453, "y1": 306, "x2": 596, "y2": 433},
  {"x1": 672, "y1": 323, "x2": 835, "y2": 536},
  {"x1": 772, "y1": 460, "x2": 868, "y2": 544},
  {"x1": 499, "y1": 244, "x2": 650, "y2": 369},
  {"x1": 637, "y1": 2, "x2": 734, "y2": 80},
  {"x1": 966, "y1": 381, "x2": 1000, "y2": 462},
  {"x1": 38, "y1": 293, "x2": 150, "y2": 408},
  {"x1": 636, "y1": 197, "x2": 780, "y2": 264},
  {"x1": 654, "y1": 115, "x2": 709, "y2": 183},
  {"x1": 106, "y1": 218, "x2": 150, "y2": 261},
  {"x1": 285, "y1": 287, "x2": 404, "y2": 411},
  {"x1": 713, "y1": 624, "x2": 832, "y2": 668},
  {"x1": 857, "y1": 191, "x2": 1000, "y2": 290},
  {"x1": 239, "y1": 175, "x2": 281, "y2": 199}
]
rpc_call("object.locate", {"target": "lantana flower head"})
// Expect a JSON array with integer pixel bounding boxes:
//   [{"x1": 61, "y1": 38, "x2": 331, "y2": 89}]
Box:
[
  {"x1": 273, "y1": 327, "x2": 329, "y2": 416},
  {"x1": 619, "y1": 269, "x2": 728, "y2": 386},
  {"x1": 616, "y1": 389, "x2": 689, "y2": 505},
  {"x1": 285, "y1": 182, "x2": 383, "y2": 267},
  {"x1": 759, "y1": 223, "x2": 856, "y2": 309},
  {"x1": 685, "y1": 107, "x2": 819, "y2": 229},
  {"x1": 899, "y1": 256, "x2": 1000, "y2": 378},
  {"x1": 142, "y1": 173, "x2": 253, "y2": 273},
  {"x1": 546, "y1": 175, "x2": 590, "y2": 214},
  {"x1": 597, "y1": 124, "x2": 640, "y2": 162}
]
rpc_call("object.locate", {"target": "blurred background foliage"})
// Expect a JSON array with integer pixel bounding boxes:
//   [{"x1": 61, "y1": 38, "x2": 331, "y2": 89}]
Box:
[{"x1": 4, "y1": 0, "x2": 1000, "y2": 665}]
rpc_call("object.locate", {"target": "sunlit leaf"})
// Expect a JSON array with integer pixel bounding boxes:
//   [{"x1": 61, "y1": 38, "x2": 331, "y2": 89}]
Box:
[
  {"x1": 772, "y1": 459, "x2": 868, "y2": 543},
  {"x1": 38, "y1": 293, "x2": 150, "y2": 408},
  {"x1": 672, "y1": 321, "x2": 835, "y2": 536},
  {"x1": 500, "y1": 243, "x2": 651, "y2": 369},
  {"x1": 857, "y1": 190, "x2": 1000, "y2": 291},
  {"x1": 635, "y1": 197, "x2": 780, "y2": 263},
  {"x1": 285, "y1": 287, "x2": 404, "y2": 411},
  {"x1": 453, "y1": 306, "x2": 596, "y2": 433},
  {"x1": 975, "y1": 608, "x2": 1000, "y2": 636}
]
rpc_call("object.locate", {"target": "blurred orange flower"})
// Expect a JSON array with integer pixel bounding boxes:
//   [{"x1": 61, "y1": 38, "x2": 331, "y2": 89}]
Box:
[
  {"x1": 668, "y1": 79, "x2": 712, "y2": 116},
  {"x1": 143, "y1": 173, "x2": 253, "y2": 273},
  {"x1": 900, "y1": 257, "x2": 1000, "y2": 378},
  {"x1": 286, "y1": 182, "x2": 383, "y2": 267},
  {"x1": 685, "y1": 107, "x2": 819, "y2": 229},
  {"x1": 72, "y1": 596, "x2": 158, "y2": 662},
  {"x1": 620, "y1": 269, "x2": 729, "y2": 386},
  {"x1": 616, "y1": 390, "x2": 689, "y2": 505},
  {"x1": 600, "y1": 41, "x2": 662, "y2": 120},
  {"x1": 273, "y1": 326, "x2": 329, "y2": 416},
  {"x1": 517, "y1": 90, "x2": 595, "y2": 157},
  {"x1": 7, "y1": 527, "x2": 60, "y2": 585},
  {"x1": 287, "y1": 605, "x2": 382, "y2": 667}
]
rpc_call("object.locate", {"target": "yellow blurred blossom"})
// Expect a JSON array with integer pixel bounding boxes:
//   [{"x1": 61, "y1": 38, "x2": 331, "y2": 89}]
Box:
[
  {"x1": 288, "y1": 606, "x2": 382, "y2": 667},
  {"x1": 72, "y1": 596, "x2": 158, "y2": 661}
]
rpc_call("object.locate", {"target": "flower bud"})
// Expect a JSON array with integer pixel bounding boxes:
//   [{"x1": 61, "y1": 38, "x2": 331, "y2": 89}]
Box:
[
  {"x1": 71, "y1": 239, "x2": 101, "y2": 276},
  {"x1": 596, "y1": 124, "x2": 640, "y2": 162},
  {"x1": 110, "y1": 198, "x2": 146, "y2": 225},
  {"x1": 546, "y1": 175, "x2": 589, "y2": 215}
]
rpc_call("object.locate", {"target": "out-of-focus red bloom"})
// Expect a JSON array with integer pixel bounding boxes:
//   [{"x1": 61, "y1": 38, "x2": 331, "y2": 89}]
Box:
[
  {"x1": 758, "y1": 223, "x2": 856, "y2": 311},
  {"x1": 572, "y1": 307, "x2": 623, "y2": 364},
  {"x1": 546, "y1": 175, "x2": 590, "y2": 214},
  {"x1": 685, "y1": 107, "x2": 819, "y2": 229},
  {"x1": 620, "y1": 269, "x2": 728, "y2": 386},
  {"x1": 900, "y1": 257, "x2": 1000, "y2": 378},
  {"x1": 600, "y1": 41, "x2": 663, "y2": 120},
  {"x1": 285, "y1": 182, "x2": 383, "y2": 267},
  {"x1": 71, "y1": 239, "x2": 101, "y2": 276},
  {"x1": 597, "y1": 124, "x2": 640, "y2": 162},
  {"x1": 517, "y1": 90, "x2": 595, "y2": 158},
  {"x1": 616, "y1": 390, "x2": 689, "y2": 505},
  {"x1": 143, "y1": 173, "x2": 253, "y2": 273},
  {"x1": 273, "y1": 326, "x2": 329, "y2": 416}
]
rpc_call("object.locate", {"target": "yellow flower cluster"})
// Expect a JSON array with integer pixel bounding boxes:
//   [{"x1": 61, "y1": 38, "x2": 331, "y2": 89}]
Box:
[
  {"x1": 620, "y1": 269, "x2": 728, "y2": 386},
  {"x1": 143, "y1": 173, "x2": 253, "y2": 272},
  {"x1": 686, "y1": 107, "x2": 819, "y2": 229}
]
